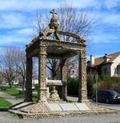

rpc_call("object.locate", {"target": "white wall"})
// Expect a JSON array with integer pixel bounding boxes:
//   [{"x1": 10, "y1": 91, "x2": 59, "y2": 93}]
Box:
[{"x1": 111, "y1": 55, "x2": 120, "y2": 76}]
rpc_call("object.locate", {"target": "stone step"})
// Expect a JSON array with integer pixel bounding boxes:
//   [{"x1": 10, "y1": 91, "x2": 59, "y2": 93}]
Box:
[{"x1": 11, "y1": 102, "x2": 34, "y2": 110}]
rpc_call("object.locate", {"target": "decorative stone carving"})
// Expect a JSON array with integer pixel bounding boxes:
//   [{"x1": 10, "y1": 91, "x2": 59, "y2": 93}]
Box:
[
  {"x1": 38, "y1": 44, "x2": 47, "y2": 102},
  {"x1": 49, "y1": 9, "x2": 59, "y2": 30},
  {"x1": 49, "y1": 86, "x2": 60, "y2": 102}
]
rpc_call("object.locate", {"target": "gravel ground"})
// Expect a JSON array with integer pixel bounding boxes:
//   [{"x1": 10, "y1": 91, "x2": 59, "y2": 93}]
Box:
[{"x1": 0, "y1": 112, "x2": 120, "y2": 123}]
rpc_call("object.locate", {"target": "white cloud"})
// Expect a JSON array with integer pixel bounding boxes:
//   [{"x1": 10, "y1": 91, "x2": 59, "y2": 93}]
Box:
[
  {"x1": 90, "y1": 32, "x2": 119, "y2": 44},
  {"x1": 0, "y1": 0, "x2": 120, "y2": 52},
  {"x1": 0, "y1": 0, "x2": 119, "y2": 12},
  {"x1": 17, "y1": 28, "x2": 35, "y2": 36},
  {"x1": 104, "y1": 0, "x2": 120, "y2": 9},
  {"x1": 0, "y1": 0, "x2": 105, "y2": 11},
  {"x1": 0, "y1": 0, "x2": 17, "y2": 10},
  {"x1": 89, "y1": 11, "x2": 120, "y2": 27},
  {"x1": 0, "y1": 0, "x2": 59, "y2": 11},
  {"x1": 102, "y1": 14, "x2": 120, "y2": 26},
  {"x1": 0, "y1": 35, "x2": 29, "y2": 45},
  {"x1": 0, "y1": 13, "x2": 28, "y2": 28},
  {"x1": 67, "y1": 0, "x2": 101, "y2": 9}
]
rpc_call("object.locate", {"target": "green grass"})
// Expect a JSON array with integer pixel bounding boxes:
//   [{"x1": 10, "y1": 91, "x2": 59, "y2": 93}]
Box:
[
  {"x1": 0, "y1": 86, "x2": 38, "y2": 101},
  {"x1": 0, "y1": 97, "x2": 12, "y2": 108},
  {"x1": 1, "y1": 87, "x2": 19, "y2": 96},
  {"x1": 0, "y1": 87, "x2": 24, "y2": 98},
  {"x1": 32, "y1": 93, "x2": 38, "y2": 102}
]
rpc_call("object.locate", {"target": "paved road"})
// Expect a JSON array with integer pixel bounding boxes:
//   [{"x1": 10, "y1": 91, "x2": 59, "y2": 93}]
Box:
[
  {"x1": 0, "y1": 111, "x2": 120, "y2": 123},
  {"x1": 92, "y1": 101, "x2": 120, "y2": 111},
  {"x1": 67, "y1": 96, "x2": 120, "y2": 111}
]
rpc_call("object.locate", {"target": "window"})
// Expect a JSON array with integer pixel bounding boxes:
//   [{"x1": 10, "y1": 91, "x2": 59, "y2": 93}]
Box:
[
  {"x1": 117, "y1": 66, "x2": 120, "y2": 76},
  {"x1": 103, "y1": 68, "x2": 108, "y2": 75}
]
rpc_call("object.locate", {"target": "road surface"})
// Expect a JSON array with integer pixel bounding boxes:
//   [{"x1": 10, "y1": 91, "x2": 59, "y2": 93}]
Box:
[{"x1": 0, "y1": 111, "x2": 120, "y2": 123}]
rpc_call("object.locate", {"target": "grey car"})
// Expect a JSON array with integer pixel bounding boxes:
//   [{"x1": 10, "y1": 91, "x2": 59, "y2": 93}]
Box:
[{"x1": 93, "y1": 90, "x2": 120, "y2": 103}]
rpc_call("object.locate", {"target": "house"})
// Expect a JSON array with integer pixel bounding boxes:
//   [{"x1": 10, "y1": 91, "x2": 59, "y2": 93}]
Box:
[{"x1": 87, "y1": 51, "x2": 120, "y2": 78}]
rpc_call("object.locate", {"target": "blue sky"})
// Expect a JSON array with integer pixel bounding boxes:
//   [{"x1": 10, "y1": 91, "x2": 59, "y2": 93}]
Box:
[{"x1": 0, "y1": 0, "x2": 120, "y2": 57}]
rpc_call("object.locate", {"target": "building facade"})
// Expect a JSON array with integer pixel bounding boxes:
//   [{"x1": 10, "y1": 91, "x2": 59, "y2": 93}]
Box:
[{"x1": 87, "y1": 52, "x2": 120, "y2": 78}]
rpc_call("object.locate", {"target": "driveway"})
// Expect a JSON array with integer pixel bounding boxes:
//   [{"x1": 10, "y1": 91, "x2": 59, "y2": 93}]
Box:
[{"x1": 96, "y1": 102, "x2": 120, "y2": 111}]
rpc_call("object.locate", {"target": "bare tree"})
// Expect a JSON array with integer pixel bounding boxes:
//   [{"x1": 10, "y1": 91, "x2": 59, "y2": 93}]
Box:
[
  {"x1": 58, "y1": 7, "x2": 92, "y2": 38},
  {"x1": 14, "y1": 49, "x2": 26, "y2": 91},
  {"x1": 0, "y1": 48, "x2": 17, "y2": 87},
  {"x1": 0, "y1": 48, "x2": 26, "y2": 88},
  {"x1": 46, "y1": 59, "x2": 60, "y2": 79},
  {"x1": 36, "y1": 7, "x2": 92, "y2": 37},
  {"x1": 35, "y1": 6, "x2": 92, "y2": 79}
]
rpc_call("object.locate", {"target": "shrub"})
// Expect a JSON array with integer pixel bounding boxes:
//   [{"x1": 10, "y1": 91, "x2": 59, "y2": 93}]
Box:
[
  {"x1": 67, "y1": 76, "x2": 94, "y2": 98},
  {"x1": 87, "y1": 75, "x2": 94, "y2": 98},
  {"x1": 93, "y1": 76, "x2": 120, "y2": 93},
  {"x1": 34, "y1": 84, "x2": 39, "y2": 91},
  {"x1": 67, "y1": 77, "x2": 79, "y2": 96}
]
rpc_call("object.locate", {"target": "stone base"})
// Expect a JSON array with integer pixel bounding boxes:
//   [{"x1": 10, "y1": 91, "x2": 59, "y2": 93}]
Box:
[
  {"x1": 22, "y1": 102, "x2": 49, "y2": 113},
  {"x1": 9, "y1": 101, "x2": 116, "y2": 119}
]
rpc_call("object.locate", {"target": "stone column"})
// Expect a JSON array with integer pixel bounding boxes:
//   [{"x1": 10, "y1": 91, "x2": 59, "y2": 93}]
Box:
[
  {"x1": 25, "y1": 54, "x2": 33, "y2": 102},
  {"x1": 78, "y1": 49, "x2": 88, "y2": 103},
  {"x1": 38, "y1": 44, "x2": 47, "y2": 102},
  {"x1": 60, "y1": 59, "x2": 67, "y2": 101}
]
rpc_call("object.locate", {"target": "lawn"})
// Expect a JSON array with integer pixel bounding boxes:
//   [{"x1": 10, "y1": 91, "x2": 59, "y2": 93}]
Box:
[
  {"x1": 0, "y1": 87, "x2": 23, "y2": 98},
  {"x1": 32, "y1": 93, "x2": 38, "y2": 102},
  {"x1": 0, "y1": 86, "x2": 38, "y2": 101},
  {"x1": 1, "y1": 87, "x2": 19, "y2": 96},
  {"x1": 0, "y1": 97, "x2": 12, "y2": 108}
]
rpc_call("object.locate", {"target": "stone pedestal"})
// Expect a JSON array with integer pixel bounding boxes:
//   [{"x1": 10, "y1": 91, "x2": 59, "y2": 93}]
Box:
[{"x1": 49, "y1": 86, "x2": 60, "y2": 102}]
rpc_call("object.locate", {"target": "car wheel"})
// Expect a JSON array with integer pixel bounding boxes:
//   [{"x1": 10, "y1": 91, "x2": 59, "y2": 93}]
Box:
[{"x1": 105, "y1": 99, "x2": 110, "y2": 104}]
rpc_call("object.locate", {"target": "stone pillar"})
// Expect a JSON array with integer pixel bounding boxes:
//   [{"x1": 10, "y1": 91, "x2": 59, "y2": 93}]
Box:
[
  {"x1": 38, "y1": 44, "x2": 47, "y2": 102},
  {"x1": 25, "y1": 55, "x2": 33, "y2": 102},
  {"x1": 78, "y1": 49, "x2": 88, "y2": 102},
  {"x1": 60, "y1": 59, "x2": 67, "y2": 101}
]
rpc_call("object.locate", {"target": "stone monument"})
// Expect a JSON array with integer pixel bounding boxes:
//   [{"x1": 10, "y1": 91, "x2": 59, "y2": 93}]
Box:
[{"x1": 25, "y1": 9, "x2": 88, "y2": 103}]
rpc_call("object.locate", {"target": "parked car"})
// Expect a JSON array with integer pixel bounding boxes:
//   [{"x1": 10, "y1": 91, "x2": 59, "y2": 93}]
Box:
[{"x1": 92, "y1": 90, "x2": 120, "y2": 104}]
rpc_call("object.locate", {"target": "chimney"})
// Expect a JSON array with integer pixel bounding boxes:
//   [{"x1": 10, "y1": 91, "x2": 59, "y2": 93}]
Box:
[
  {"x1": 103, "y1": 53, "x2": 109, "y2": 62},
  {"x1": 90, "y1": 55, "x2": 95, "y2": 66}
]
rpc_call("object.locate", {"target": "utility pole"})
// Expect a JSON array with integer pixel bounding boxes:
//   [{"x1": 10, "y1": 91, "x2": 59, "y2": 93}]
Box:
[{"x1": 95, "y1": 74, "x2": 98, "y2": 106}]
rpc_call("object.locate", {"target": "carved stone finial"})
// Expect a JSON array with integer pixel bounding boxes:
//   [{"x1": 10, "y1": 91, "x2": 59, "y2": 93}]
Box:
[
  {"x1": 49, "y1": 9, "x2": 59, "y2": 30},
  {"x1": 50, "y1": 9, "x2": 57, "y2": 18}
]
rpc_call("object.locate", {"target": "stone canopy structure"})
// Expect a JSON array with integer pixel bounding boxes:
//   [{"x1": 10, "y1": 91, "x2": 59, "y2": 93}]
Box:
[{"x1": 25, "y1": 9, "x2": 88, "y2": 103}]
